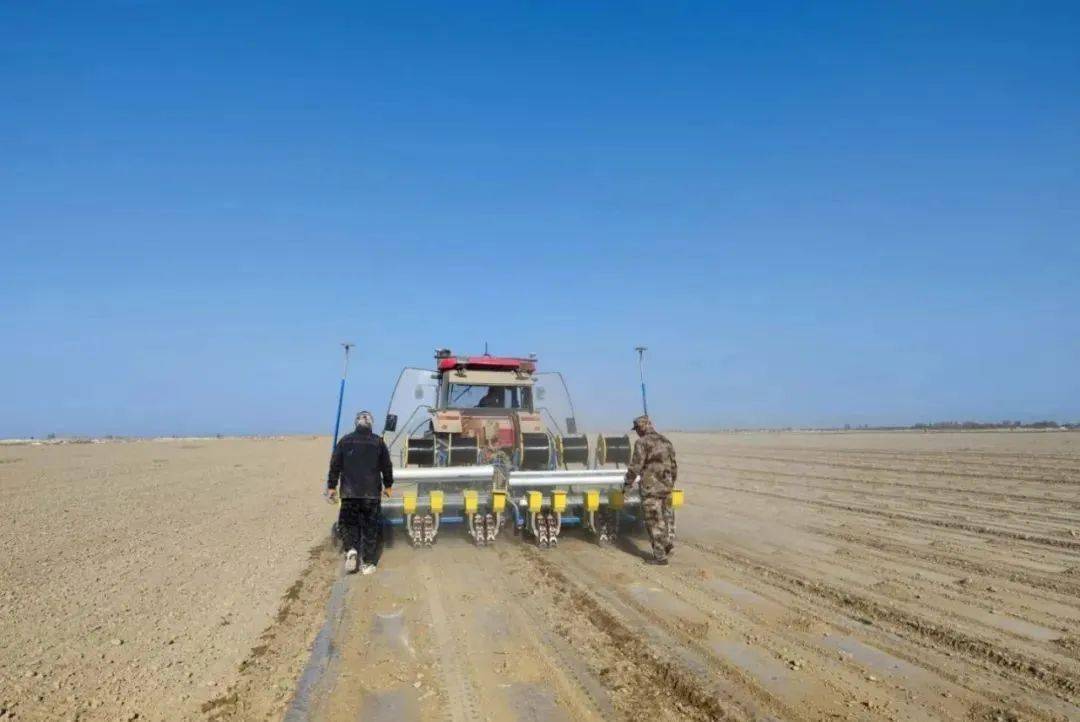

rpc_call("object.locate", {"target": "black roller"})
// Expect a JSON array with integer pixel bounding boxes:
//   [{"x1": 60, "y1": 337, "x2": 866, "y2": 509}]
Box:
[
  {"x1": 519, "y1": 432, "x2": 554, "y2": 470},
  {"x1": 447, "y1": 435, "x2": 479, "y2": 466},
  {"x1": 596, "y1": 434, "x2": 632, "y2": 466},
  {"x1": 555, "y1": 434, "x2": 589, "y2": 468},
  {"x1": 405, "y1": 437, "x2": 436, "y2": 467}
]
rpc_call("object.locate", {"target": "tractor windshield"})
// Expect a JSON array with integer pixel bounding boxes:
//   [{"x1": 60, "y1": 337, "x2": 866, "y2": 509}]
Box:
[
  {"x1": 533, "y1": 372, "x2": 579, "y2": 435},
  {"x1": 382, "y1": 368, "x2": 439, "y2": 461},
  {"x1": 447, "y1": 384, "x2": 533, "y2": 410}
]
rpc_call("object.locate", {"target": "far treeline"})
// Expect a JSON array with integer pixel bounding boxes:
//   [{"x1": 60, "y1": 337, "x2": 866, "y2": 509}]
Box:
[{"x1": 842, "y1": 420, "x2": 1078, "y2": 431}]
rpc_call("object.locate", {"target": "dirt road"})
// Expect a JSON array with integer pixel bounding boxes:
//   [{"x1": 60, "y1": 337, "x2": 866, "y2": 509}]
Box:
[{"x1": 3, "y1": 431, "x2": 1079, "y2": 721}]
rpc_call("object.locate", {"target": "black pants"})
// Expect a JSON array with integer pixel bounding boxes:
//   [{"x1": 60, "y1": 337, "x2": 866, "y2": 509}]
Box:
[{"x1": 338, "y1": 498, "x2": 381, "y2": 563}]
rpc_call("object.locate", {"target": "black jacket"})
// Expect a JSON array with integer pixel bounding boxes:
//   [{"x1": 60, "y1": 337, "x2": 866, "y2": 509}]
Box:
[{"x1": 327, "y1": 428, "x2": 394, "y2": 499}]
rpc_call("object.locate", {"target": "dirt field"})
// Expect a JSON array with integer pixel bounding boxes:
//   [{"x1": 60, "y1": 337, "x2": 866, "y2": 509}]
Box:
[
  {"x1": 3, "y1": 431, "x2": 1079, "y2": 721},
  {"x1": 0, "y1": 437, "x2": 338, "y2": 722}
]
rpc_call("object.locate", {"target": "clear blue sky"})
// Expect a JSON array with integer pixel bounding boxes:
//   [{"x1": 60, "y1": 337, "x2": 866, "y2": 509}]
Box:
[{"x1": 2, "y1": 2, "x2": 1078, "y2": 437}]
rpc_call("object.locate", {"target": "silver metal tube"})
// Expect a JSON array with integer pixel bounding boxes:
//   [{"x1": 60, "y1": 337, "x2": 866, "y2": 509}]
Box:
[
  {"x1": 511, "y1": 469, "x2": 624, "y2": 478},
  {"x1": 394, "y1": 465, "x2": 495, "y2": 481},
  {"x1": 508, "y1": 476, "x2": 624, "y2": 488}
]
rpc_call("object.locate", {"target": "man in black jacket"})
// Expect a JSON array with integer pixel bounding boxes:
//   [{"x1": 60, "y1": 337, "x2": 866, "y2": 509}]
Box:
[{"x1": 326, "y1": 411, "x2": 394, "y2": 574}]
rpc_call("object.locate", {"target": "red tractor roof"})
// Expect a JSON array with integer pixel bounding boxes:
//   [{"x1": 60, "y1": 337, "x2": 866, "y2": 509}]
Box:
[{"x1": 437, "y1": 355, "x2": 536, "y2": 373}]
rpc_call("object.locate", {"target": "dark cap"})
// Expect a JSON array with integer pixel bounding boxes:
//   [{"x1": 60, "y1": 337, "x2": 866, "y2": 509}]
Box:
[{"x1": 632, "y1": 414, "x2": 652, "y2": 430}]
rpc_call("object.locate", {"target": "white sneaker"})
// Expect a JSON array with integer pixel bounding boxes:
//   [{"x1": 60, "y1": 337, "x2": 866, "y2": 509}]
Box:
[
  {"x1": 345, "y1": 549, "x2": 359, "y2": 573},
  {"x1": 360, "y1": 563, "x2": 376, "y2": 576}
]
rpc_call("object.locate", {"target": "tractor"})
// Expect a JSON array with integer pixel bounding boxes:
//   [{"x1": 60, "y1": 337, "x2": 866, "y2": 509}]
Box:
[{"x1": 378, "y1": 349, "x2": 683, "y2": 547}]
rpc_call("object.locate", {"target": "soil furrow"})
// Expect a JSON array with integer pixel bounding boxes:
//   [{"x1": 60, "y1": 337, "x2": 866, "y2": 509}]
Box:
[
  {"x1": 687, "y1": 478, "x2": 1080, "y2": 551},
  {"x1": 684, "y1": 539, "x2": 1080, "y2": 702}
]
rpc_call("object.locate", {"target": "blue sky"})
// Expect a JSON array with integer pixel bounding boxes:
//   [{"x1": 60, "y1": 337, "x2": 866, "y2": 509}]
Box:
[{"x1": 2, "y1": 2, "x2": 1078, "y2": 437}]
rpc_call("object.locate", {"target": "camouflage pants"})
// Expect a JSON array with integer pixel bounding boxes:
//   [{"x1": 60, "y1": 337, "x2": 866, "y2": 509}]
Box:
[{"x1": 641, "y1": 494, "x2": 672, "y2": 560}]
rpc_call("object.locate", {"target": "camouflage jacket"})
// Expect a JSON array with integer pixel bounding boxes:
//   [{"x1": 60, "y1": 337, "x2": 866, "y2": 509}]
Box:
[
  {"x1": 625, "y1": 431, "x2": 677, "y2": 496},
  {"x1": 482, "y1": 447, "x2": 511, "y2": 490}
]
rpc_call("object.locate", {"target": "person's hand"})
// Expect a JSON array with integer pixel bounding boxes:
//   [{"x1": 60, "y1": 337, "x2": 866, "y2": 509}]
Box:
[
  {"x1": 383, "y1": 487, "x2": 393, "y2": 499},
  {"x1": 325, "y1": 488, "x2": 338, "y2": 504}
]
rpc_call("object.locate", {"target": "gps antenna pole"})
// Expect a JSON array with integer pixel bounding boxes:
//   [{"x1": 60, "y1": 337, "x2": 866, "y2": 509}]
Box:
[
  {"x1": 635, "y1": 346, "x2": 649, "y2": 416},
  {"x1": 331, "y1": 342, "x2": 355, "y2": 452}
]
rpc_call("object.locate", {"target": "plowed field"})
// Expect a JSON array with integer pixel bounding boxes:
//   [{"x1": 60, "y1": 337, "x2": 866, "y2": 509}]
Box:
[{"x1": 3, "y1": 431, "x2": 1078, "y2": 721}]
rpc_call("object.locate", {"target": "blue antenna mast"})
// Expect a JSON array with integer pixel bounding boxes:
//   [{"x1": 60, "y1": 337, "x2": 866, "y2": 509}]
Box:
[
  {"x1": 331, "y1": 342, "x2": 355, "y2": 450},
  {"x1": 635, "y1": 346, "x2": 649, "y2": 416}
]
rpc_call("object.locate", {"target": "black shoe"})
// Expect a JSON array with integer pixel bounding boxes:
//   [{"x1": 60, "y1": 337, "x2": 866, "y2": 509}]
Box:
[
  {"x1": 664, "y1": 543, "x2": 674, "y2": 555},
  {"x1": 645, "y1": 557, "x2": 669, "y2": 566}
]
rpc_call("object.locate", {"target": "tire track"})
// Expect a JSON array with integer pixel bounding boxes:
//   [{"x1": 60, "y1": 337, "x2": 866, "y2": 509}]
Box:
[
  {"x1": 685, "y1": 478, "x2": 1080, "y2": 552},
  {"x1": 683, "y1": 460, "x2": 1080, "y2": 509},
  {"x1": 680, "y1": 488, "x2": 1080, "y2": 623},
  {"x1": 552, "y1": 541, "x2": 969, "y2": 720},
  {"x1": 682, "y1": 462, "x2": 1080, "y2": 527},
  {"x1": 677, "y1": 496, "x2": 1078, "y2": 663},
  {"x1": 680, "y1": 444, "x2": 1080, "y2": 476},
  {"x1": 808, "y1": 525, "x2": 1080, "y2": 600},
  {"x1": 682, "y1": 540, "x2": 1080, "y2": 704},
  {"x1": 681, "y1": 442, "x2": 1080, "y2": 469},
  {"x1": 421, "y1": 563, "x2": 484, "y2": 722},
  {"x1": 681, "y1": 451, "x2": 1080, "y2": 486},
  {"x1": 525, "y1": 548, "x2": 748, "y2": 721}
]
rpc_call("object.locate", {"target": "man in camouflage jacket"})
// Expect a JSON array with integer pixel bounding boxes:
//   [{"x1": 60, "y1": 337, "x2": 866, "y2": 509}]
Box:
[
  {"x1": 624, "y1": 415, "x2": 677, "y2": 565},
  {"x1": 481, "y1": 422, "x2": 511, "y2": 490}
]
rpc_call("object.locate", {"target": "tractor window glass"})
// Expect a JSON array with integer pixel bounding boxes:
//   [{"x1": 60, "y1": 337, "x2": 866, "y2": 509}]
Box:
[
  {"x1": 448, "y1": 384, "x2": 531, "y2": 410},
  {"x1": 532, "y1": 372, "x2": 577, "y2": 435}
]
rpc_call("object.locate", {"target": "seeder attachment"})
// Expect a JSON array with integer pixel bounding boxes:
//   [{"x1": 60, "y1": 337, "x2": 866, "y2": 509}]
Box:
[
  {"x1": 386, "y1": 466, "x2": 507, "y2": 547},
  {"x1": 383, "y1": 465, "x2": 683, "y2": 549},
  {"x1": 508, "y1": 469, "x2": 643, "y2": 546}
]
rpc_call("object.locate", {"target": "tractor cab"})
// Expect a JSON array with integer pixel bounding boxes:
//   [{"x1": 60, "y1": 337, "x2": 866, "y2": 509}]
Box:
[
  {"x1": 382, "y1": 350, "x2": 581, "y2": 469},
  {"x1": 430, "y1": 353, "x2": 543, "y2": 453}
]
